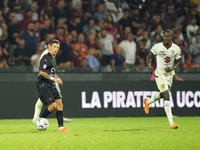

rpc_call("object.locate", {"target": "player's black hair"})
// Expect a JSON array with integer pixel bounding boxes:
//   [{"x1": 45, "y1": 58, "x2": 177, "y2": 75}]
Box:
[
  {"x1": 48, "y1": 39, "x2": 60, "y2": 46},
  {"x1": 164, "y1": 29, "x2": 173, "y2": 37}
]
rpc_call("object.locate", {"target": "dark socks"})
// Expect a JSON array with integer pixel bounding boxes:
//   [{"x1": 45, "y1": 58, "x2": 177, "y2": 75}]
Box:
[
  {"x1": 56, "y1": 110, "x2": 63, "y2": 128},
  {"x1": 41, "y1": 108, "x2": 51, "y2": 118}
]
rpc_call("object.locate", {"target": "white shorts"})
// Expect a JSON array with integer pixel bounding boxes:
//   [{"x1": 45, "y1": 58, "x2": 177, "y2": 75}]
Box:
[{"x1": 155, "y1": 69, "x2": 175, "y2": 92}]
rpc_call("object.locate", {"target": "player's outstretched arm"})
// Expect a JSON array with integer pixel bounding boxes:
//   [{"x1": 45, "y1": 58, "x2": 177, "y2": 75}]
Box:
[
  {"x1": 174, "y1": 73, "x2": 183, "y2": 82},
  {"x1": 146, "y1": 52, "x2": 154, "y2": 73}
]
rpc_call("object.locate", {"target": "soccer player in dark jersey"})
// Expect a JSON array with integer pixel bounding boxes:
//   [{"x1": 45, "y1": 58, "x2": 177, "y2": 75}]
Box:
[{"x1": 37, "y1": 39, "x2": 69, "y2": 132}]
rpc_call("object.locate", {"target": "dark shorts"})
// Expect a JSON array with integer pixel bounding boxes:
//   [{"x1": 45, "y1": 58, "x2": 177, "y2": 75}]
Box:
[{"x1": 37, "y1": 82, "x2": 61, "y2": 105}]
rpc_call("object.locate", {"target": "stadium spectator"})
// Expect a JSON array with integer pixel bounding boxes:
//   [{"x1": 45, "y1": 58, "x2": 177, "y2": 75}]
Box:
[
  {"x1": 80, "y1": 10, "x2": 92, "y2": 28},
  {"x1": 150, "y1": 25, "x2": 163, "y2": 44},
  {"x1": 70, "y1": 1, "x2": 84, "y2": 22},
  {"x1": 85, "y1": 31, "x2": 102, "y2": 59},
  {"x1": 13, "y1": 3, "x2": 24, "y2": 22},
  {"x1": 79, "y1": 58, "x2": 90, "y2": 72},
  {"x1": 71, "y1": 33, "x2": 88, "y2": 59},
  {"x1": 127, "y1": 0, "x2": 141, "y2": 10},
  {"x1": 52, "y1": 0, "x2": 68, "y2": 27},
  {"x1": 189, "y1": 34, "x2": 200, "y2": 66},
  {"x1": 136, "y1": 58, "x2": 148, "y2": 72},
  {"x1": 155, "y1": 2, "x2": 169, "y2": 29},
  {"x1": 116, "y1": 1, "x2": 123, "y2": 22},
  {"x1": 12, "y1": 39, "x2": 31, "y2": 67},
  {"x1": 137, "y1": 37, "x2": 149, "y2": 62},
  {"x1": 130, "y1": 9, "x2": 145, "y2": 35},
  {"x1": 20, "y1": 9, "x2": 33, "y2": 29},
  {"x1": 186, "y1": 17, "x2": 199, "y2": 44},
  {"x1": 110, "y1": 46, "x2": 126, "y2": 72},
  {"x1": 55, "y1": 18, "x2": 67, "y2": 32},
  {"x1": 173, "y1": 29, "x2": 187, "y2": 65},
  {"x1": 0, "y1": 21, "x2": 8, "y2": 44},
  {"x1": 31, "y1": 46, "x2": 44, "y2": 72},
  {"x1": 137, "y1": 30, "x2": 151, "y2": 50},
  {"x1": 150, "y1": 33, "x2": 162, "y2": 49},
  {"x1": 68, "y1": 16, "x2": 82, "y2": 35},
  {"x1": 40, "y1": 19, "x2": 53, "y2": 41},
  {"x1": 0, "y1": 41, "x2": 10, "y2": 64},
  {"x1": 105, "y1": 15, "x2": 117, "y2": 39},
  {"x1": 166, "y1": 0, "x2": 177, "y2": 25},
  {"x1": 59, "y1": 34, "x2": 73, "y2": 67},
  {"x1": 71, "y1": 30, "x2": 78, "y2": 44},
  {"x1": 118, "y1": 33, "x2": 136, "y2": 69},
  {"x1": 34, "y1": 21, "x2": 41, "y2": 40},
  {"x1": 40, "y1": 33, "x2": 55, "y2": 49},
  {"x1": 82, "y1": 0, "x2": 91, "y2": 11},
  {"x1": 7, "y1": 16, "x2": 22, "y2": 51},
  {"x1": 86, "y1": 48, "x2": 99, "y2": 72},
  {"x1": 21, "y1": 0, "x2": 31, "y2": 10},
  {"x1": 99, "y1": 28, "x2": 115, "y2": 66},
  {"x1": 27, "y1": 1, "x2": 39, "y2": 21},
  {"x1": 176, "y1": 0, "x2": 190, "y2": 24},
  {"x1": 104, "y1": 0, "x2": 118, "y2": 22},
  {"x1": 117, "y1": 26, "x2": 131, "y2": 44},
  {"x1": 19, "y1": 22, "x2": 38, "y2": 55},
  {"x1": 0, "y1": 0, "x2": 11, "y2": 15},
  {"x1": 94, "y1": 4, "x2": 107, "y2": 21},
  {"x1": 55, "y1": 27, "x2": 66, "y2": 44},
  {"x1": 83, "y1": 18, "x2": 100, "y2": 38},
  {"x1": 121, "y1": 0, "x2": 129, "y2": 10},
  {"x1": 43, "y1": 0, "x2": 57, "y2": 17},
  {"x1": 118, "y1": 9, "x2": 130, "y2": 36},
  {"x1": 183, "y1": 54, "x2": 200, "y2": 72},
  {"x1": 175, "y1": 22, "x2": 184, "y2": 41},
  {"x1": 70, "y1": 44, "x2": 82, "y2": 68}
]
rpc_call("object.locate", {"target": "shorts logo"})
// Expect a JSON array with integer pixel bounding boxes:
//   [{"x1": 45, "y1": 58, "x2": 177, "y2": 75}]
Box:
[
  {"x1": 164, "y1": 56, "x2": 171, "y2": 63},
  {"x1": 43, "y1": 64, "x2": 47, "y2": 69}
]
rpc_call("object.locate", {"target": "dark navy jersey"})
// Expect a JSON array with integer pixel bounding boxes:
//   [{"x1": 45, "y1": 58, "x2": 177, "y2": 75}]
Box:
[{"x1": 37, "y1": 52, "x2": 56, "y2": 84}]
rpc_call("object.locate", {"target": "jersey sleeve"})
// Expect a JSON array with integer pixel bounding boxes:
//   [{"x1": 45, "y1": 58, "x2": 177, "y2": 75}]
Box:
[
  {"x1": 39, "y1": 55, "x2": 48, "y2": 72},
  {"x1": 175, "y1": 46, "x2": 181, "y2": 60},
  {"x1": 150, "y1": 44, "x2": 157, "y2": 55}
]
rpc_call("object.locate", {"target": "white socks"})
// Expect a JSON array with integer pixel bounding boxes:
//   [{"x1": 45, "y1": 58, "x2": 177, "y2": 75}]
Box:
[
  {"x1": 33, "y1": 99, "x2": 43, "y2": 122},
  {"x1": 164, "y1": 101, "x2": 173, "y2": 126},
  {"x1": 59, "y1": 127, "x2": 64, "y2": 130},
  {"x1": 147, "y1": 92, "x2": 161, "y2": 105}
]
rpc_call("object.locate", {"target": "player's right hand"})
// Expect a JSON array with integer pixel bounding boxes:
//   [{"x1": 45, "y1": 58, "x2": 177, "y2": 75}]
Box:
[
  {"x1": 148, "y1": 66, "x2": 154, "y2": 73},
  {"x1": 53, "y1": 78, "x2": 63, "y2": 86}
]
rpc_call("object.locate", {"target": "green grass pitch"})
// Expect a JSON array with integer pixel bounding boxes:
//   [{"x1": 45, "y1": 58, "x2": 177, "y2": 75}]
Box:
[{"x1": 0, "y1": 117, "x2": 199, "y2": 150}]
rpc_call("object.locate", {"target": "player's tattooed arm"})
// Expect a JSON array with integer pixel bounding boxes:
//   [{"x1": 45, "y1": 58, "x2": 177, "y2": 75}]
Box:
[
  {"x1": 146, "y1": 52, "x2": 154, "y2": 73},
  {"x1": 165, "y1": 59, "x2": 180, "y2": 73},
  {"x1": 39, "y1": 71, "x2": 51, "y2": 79}
]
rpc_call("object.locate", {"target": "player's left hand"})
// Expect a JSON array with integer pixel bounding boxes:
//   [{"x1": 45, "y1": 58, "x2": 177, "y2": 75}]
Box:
[
  {"x1": 177, "y1": 77, "x2": 183, "y2": 82},
  {"x1": 164, "y1": 66, "x2": 172, "y2": 73}
]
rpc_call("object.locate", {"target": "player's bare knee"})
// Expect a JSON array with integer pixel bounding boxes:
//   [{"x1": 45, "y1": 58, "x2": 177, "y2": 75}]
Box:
[
  {"x1": 51, "y1": 102, "x2": 57, "y2": 110},
  {"x1": 162, "y1": 90, "x2": 169, "y2": 100}
]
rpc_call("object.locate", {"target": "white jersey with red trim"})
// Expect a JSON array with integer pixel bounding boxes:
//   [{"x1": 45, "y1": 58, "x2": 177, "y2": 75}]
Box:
[{"x1": 151, "y1": 42, "x2": 181, "y2": 71}]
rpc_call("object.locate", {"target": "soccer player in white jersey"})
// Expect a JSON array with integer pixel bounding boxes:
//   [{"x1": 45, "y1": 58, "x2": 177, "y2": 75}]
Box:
[
  {"x1": 32, "y1": 41, "x2": 71, "y2": 123},
  {"x1": 144, "y1": 29, "x2": 181, "y2": 129}
]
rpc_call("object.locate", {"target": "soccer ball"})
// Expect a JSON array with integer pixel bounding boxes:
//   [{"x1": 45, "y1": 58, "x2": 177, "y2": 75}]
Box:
[{"x1": 36, "y1": 118, "x2": 49, "y2": 131}]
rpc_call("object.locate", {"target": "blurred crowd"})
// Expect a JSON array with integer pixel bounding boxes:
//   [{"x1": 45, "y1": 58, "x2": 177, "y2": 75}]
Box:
[{"x1": 0, "y1": 0, "x2": 200, "y2": 73}]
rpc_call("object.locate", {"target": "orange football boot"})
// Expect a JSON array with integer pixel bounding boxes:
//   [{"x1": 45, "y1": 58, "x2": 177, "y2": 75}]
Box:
[{"x1": 143, "y1": 98, "x2": 150, "y2": 114}]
